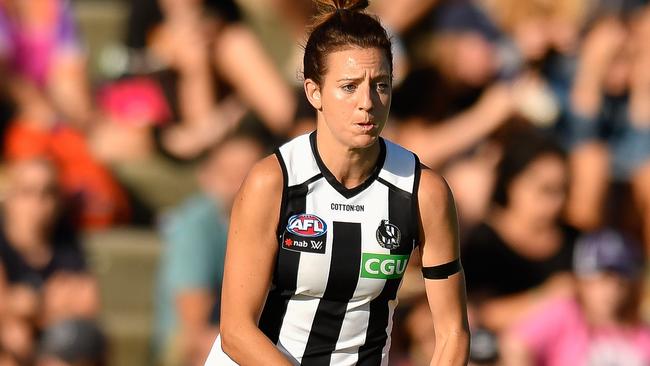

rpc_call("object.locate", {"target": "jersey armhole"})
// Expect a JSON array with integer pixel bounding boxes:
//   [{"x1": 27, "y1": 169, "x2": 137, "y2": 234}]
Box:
[
  {"x1": 411, "y1": 153, "x2": 422, "y2": 248},
  {"x1": 274, "y1": 149, "x2": 289, "y2": 238}
]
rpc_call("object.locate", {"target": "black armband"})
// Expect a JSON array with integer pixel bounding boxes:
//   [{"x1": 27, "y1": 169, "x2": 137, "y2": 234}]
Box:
[{"x1": 421, "y1": 258, "x2": 462, "y2": 280}]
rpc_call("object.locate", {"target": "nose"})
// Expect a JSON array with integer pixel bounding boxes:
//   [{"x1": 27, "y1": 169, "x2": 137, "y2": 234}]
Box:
[{"x1": 358, "y1": 83, "x2": 373, "y2": 111}]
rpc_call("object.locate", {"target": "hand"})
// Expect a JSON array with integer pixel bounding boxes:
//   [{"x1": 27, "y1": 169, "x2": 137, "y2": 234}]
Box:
[
  {"x1": 580, "y1": 18, "x2": 628, "y2": 74},
  {"x1": 539, "y1": 273, "x2": 575, "y2": 300},
  {"x1": 41, "y1": 273, "x2": 99, "y2": 326},
  {"x1": 474, "y1": 82, "x2": 515, "y2": 125},
  {"x1": 150, "y1": 19, "x2": 212, "y2": 72}
]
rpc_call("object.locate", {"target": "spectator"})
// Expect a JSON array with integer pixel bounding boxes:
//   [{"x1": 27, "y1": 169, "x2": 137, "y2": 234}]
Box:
[
  {"x1": 0, "y1": 158, "x2": 99, "y2": 364},
  {"x1": 0, "y1": 0, "x2": 129, "y2": 229},
  {"x1": 462, "y1": 128, "x2": 577, "y2": 334},
  {"x1": 390, "y1": 1, "x2": 521, "y2": 227},
  {"x1": 502, "y1": 228, "x2": 649, "y2": 366},
  {"x1": 0, "y1": 0, "x2": 92, "y2": 129},
  {"x1": 562, "y1": 10, "x2": 650, "y2": 250},
  {"x1": 110, "y1": 0, "x2": 296, "y2": 161},
  {"x1": 153, "y1": 132, "x2": 265, "y2": 366}
]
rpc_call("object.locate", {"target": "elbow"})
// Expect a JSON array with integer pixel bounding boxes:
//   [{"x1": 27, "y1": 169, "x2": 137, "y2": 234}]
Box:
[
  {"x1": 219, "y1": 322, "x2": 242, "y2": 359},
  {"x1": 435, "y1": 326, "x2": 471, "y2": 356}
]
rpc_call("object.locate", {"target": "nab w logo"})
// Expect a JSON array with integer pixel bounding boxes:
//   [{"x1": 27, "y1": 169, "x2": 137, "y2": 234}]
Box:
[
  {"x1": 282, "y1": 213, "x2": 327, "y2": 254},
  {"x1": 376, "y1": 220, "x2": 401, "y2": 249}
]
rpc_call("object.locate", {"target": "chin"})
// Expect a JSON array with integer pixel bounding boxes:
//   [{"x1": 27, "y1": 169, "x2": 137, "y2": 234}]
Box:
[{"x1": 348, "y1": 133, "x2": 379, "y2": 150}]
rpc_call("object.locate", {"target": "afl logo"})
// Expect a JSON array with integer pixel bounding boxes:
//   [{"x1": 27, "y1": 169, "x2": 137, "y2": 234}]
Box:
[
  {"x1": 376, "y1": 220, "x2": 401, "y2": 249},
  {"x1": 286, "y1": 214, "x2": 327, "y2": 237}
]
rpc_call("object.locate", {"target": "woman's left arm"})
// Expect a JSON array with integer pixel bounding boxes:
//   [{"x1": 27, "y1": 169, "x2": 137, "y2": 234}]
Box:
[{"x1": 418, "y1": 168, "x2": 470, "y2": 366}]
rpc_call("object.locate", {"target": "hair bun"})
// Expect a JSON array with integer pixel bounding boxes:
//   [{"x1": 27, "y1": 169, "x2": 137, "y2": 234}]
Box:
[{"x1": 314, "y1": 0, "x2": 370, "y2": 14}]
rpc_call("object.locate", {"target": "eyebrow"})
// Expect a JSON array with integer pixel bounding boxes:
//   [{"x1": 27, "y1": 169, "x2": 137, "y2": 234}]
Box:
[{"x1": 336, "y1": 74, "x2": 390, "y2": 82}]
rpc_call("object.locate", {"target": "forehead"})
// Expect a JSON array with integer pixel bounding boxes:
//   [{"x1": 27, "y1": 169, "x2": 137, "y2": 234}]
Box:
[{"x1": 323, "y1": 47, "x2": 390, "y2": 78}]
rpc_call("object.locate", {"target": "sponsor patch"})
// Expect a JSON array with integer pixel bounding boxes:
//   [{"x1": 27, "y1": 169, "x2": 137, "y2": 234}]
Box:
[
  {"x1": 282, "y1": 214, "x2": 327, "y2": 254},
  {"x1": 360, "y1": 253, "x2": 410, "y2": 279},
  {"x1": 376, "y1": 220, "x2": 401, "y2": 249}
]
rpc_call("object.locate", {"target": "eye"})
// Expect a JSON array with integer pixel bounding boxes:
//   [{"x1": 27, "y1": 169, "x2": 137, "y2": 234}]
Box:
[
  {"x1": 376, "y1": 82, "x2": 390, "y2": 93},
  {"x1": 341, "y1": 84, "x2": 357, "y2": 93}
]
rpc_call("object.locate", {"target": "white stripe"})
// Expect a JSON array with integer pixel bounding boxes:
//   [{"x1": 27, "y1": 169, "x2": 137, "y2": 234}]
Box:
[
  {"x1": 378, "y1": 140, "x2": 416, "y2": 193},
  {"x1": 380, "y1": 300, "x2": 398, "y2": 366},
  {"x1": 279, "y1": 133, "x2": 320, "y2": 187}
]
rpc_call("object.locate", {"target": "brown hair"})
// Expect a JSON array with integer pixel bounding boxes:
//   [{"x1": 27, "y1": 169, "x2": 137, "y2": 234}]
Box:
[{"x1": 303, "y1": 0, "x2": 393, "y2": 85}]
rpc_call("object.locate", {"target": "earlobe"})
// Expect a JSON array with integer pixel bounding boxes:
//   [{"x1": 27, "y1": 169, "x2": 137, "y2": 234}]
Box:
[{"x1": 304, "y1": 79, "x2": 322, "y2": 111}]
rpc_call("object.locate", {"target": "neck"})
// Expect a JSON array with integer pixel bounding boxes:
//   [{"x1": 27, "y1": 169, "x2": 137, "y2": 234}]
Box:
[
  {"x1": 315, "y1": 128, "x2": 381, "y2": 189},
  {"x1": 4, "y1": 222, "x2": 51, "y2": 266}
]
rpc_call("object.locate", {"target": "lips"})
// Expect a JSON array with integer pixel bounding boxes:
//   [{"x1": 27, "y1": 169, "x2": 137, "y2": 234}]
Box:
[{"x1": 355, "y1": 121, "x2": 376, "y2": 132}]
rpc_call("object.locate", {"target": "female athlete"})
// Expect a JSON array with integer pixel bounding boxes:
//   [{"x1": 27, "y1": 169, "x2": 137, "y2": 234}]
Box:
[{"x1": 205, "y1": 0, "x2": 469, "y2": 364}]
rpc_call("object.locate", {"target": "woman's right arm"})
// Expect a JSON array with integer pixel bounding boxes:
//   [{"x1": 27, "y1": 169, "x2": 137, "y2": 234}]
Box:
[{"x1": 219, "y1": 155, "x2": 292, "y2": 365}]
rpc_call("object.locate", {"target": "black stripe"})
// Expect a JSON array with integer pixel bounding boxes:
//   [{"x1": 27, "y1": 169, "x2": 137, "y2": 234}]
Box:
[
  {"x1": 412, "y1": 154, "x2": 422, "y2": 247},
  {"x1": 258, "y1": 158, "x2": 307, "y2": 343},
  {"x1": 358, "y1": 171, "x2": 415, "y2": 364},
  {"x1": 274, "y1": 150, "x2": 289, "y2": 235},
  {"x1": 301, "y1": 222, "x2": 362, "y2": 365}
]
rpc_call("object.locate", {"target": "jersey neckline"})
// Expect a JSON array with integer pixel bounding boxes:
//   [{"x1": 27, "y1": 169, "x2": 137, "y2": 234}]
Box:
[{"x1": 309, "y1": 131, "x2": 386, "y2": 199}]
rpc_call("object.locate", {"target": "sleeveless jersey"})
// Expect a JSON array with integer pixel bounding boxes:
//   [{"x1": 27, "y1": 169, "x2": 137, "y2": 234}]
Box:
[{"x1": 205, "y1": 132, "x2": 422, "y2": 366}]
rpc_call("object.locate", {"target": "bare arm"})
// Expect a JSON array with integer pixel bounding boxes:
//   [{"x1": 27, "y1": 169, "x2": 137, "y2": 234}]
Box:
[
  {"x1": 399, "y1": 83, "x2": 513, "y2": 168},
  {"x1": 418, "y1": 169, "x2": 470, "y2": 366},
  {"x1": 219, "y1": 155, "x2": 292, "y2": 365},
  {"x1": 371, "y1": 0, "x2": 438, "y2": 34},
  {"x1": 213, "y1": 24, "x2": 296, "y2": 135},
  {"x1": 47, "y1": 52, "x2": 93, "y2": 128},
  {"x1": 476, "y1": 273, "x2": 573, "y2": 332}
]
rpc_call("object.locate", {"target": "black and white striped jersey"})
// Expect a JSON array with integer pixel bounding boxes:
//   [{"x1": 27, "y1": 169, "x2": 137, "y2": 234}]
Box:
[{"x1": 205, "y1": 131, "x2": 422, "y2": 366}]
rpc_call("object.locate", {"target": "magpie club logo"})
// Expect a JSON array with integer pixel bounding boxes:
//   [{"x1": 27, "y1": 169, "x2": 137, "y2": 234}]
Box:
[{"x1": 376, "y1": 220, "x2": 401, "y2": 249}]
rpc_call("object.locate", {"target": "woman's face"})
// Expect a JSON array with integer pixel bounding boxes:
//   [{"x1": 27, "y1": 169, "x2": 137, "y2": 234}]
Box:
[
  {"x1": 307, "y1": 47, "x2": 392, "y2": 149},
  {"x1": 450, "y1": 33, "x2": 497, "y2": 87},
  {"x1": 507, "y1": 154, "x2": 567, "y2": 223},
  {"x1": 4, "y1": 161, "x2": 59, "y2": 233},
  {"x1": 578, "y1": 273, "x2": 629, "y2": 324}
]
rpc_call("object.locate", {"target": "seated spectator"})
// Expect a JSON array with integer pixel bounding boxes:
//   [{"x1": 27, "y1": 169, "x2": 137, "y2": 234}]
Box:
[
  {"x1": 561, "y1": 10, "x2": 650, "y2": 244},
  {"x1": 105, "y1": 0, "x2": 296, "y2": 161},
  {"x1": 0, "y1": 0, "x2": 131, "y2": 229},
  {"x1": 154, "y1": 132, "x2": 265, "y2": 366},
  {"x1": 0, "y1": 158, "x2": 99, "y2": 364},
  {"x1": 462, "y1": 128, "x2": 577, "y2": 334},
  {"x1": 0, "y1": 0, "x2": 92, "y2": 129},
  {"x1": 502, "y1": 228, "x2": 649, "y2": 366}
]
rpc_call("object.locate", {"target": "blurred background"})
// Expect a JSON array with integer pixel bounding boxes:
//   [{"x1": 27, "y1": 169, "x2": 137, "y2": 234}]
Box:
[{"x1": 0, "y1": 0, "x2": 650, "y2": 365}]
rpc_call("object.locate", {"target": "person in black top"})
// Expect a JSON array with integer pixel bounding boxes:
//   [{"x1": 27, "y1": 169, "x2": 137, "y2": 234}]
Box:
[
  {"x1": 0, "y1": 158, "x2": 98, "y2": 364},
  {"x1": 462, "y1": 128, "x2": 578, "y2": 334}
]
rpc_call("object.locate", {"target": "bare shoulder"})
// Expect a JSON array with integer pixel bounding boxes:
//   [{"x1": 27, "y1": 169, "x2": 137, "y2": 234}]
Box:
[
  {"x1": 238, "y1": 154, "x2": 284, "y2": 202},
  {"x1": 417, "y1": 164, "x2": 453, "y2": 212}
]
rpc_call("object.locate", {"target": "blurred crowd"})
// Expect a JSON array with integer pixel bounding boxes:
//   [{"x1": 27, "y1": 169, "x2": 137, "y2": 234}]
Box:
[{"x1": 0, "y1": 0, "x2": 649, "y2": 365}]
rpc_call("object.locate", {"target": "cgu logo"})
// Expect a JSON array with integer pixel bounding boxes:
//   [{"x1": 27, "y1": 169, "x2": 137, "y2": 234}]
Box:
[
  {"x1": 361, "y1": 253, "x2": 410, "y2": 279},
  {"x1": 286, "y1": 214, "x2": 327, "y2": 237}
]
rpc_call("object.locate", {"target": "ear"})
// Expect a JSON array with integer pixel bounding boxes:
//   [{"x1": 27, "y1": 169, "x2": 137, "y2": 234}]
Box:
[{"x1": 304, "y1": 78, "x2": 322, "y2": 111}]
